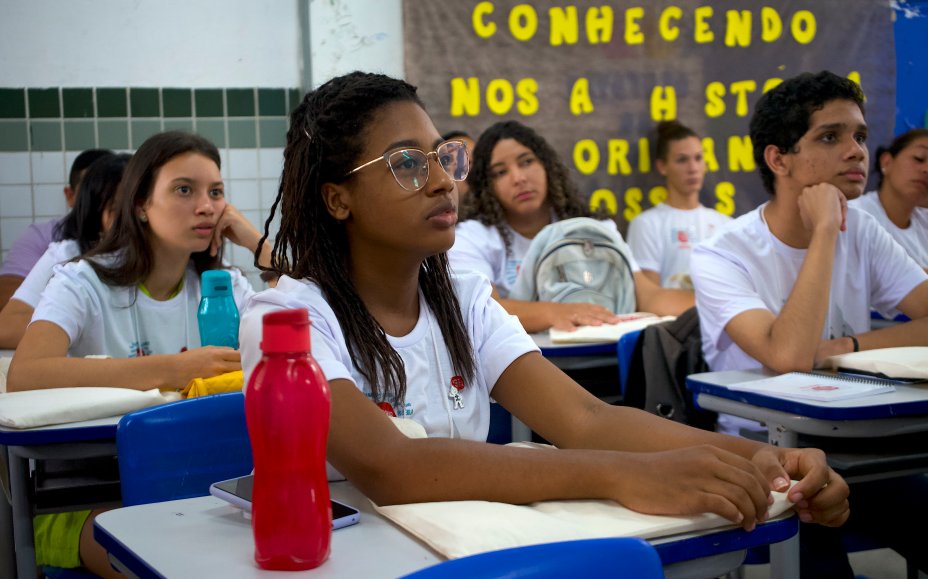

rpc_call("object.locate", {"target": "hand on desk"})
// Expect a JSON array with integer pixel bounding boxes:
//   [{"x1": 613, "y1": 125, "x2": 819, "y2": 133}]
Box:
[
  {"x1": 752, "y1": 446, "x2": 850, "y2": 527},
  {"x1": 612, "y1": 445, "x2": 773, "y2": 532},
  {"x1": 168, "y1": 346, "x2": 241, "y2": 390},
  {"x1": 547, "y1": 302, "x2": 621, "y2": 331}
]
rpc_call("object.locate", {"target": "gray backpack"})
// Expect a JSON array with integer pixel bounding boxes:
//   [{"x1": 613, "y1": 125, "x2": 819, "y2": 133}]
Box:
[{"x1": 509, "y1": 217, "x2": 636, "y2": 314}]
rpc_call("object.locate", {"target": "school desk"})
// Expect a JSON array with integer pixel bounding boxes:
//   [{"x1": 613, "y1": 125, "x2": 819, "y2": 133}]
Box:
[
  {"x1": 0, "y1": 416, "x2": 120, "y2": 579},
  {"x1": 94, "y1": 480, "x2": 798, "y2": 579},
  {"x1": 686, "y1": 369, "x2": 928, "y2": 576},
  {"x1": 516, "y1": 333, "x2": 625, "y2": 441}
]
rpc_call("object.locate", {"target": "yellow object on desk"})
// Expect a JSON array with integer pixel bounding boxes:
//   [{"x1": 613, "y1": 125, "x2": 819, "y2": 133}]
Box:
[{"x1": 182, "y1": 370, "x2": 244, "y2": 399}]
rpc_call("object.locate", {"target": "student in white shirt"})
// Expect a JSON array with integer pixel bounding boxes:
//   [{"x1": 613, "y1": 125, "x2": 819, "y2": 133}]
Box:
[
  {"x1": 0, "y1": 153, "x2": 131, "y2": 348},
  {"x1": 7, "y1": 131, "x2": 271, "y2": 577},
  {"x1": 241, "y1": 72, "x2": 849, "y2": 551},
  {"x1": 849, "y1": 128, "x2": 928, "y2": 270},
  {"x1": 627, "y1": 121, "x2": 730, "y2": 289},
  {"x1": 449, "y1": 120, "x2": 693, "y2": 332},
  {"x1": 691, "y1": 70, "x2": 928, "y2": 576}
]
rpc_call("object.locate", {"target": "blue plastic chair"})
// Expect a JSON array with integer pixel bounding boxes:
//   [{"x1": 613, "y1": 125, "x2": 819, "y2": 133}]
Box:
[
  {"x1": 617, "y1": 329, "x2": 643, "y2": 396},
  {"x1": 400, "y1": 537, "x2": 664, "y2": 578},
  {"x1": 116, "y1": 392, "x2": 253, "y2": 506}
]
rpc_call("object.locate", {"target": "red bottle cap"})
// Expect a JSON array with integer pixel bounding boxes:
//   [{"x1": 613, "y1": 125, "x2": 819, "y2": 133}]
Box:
[{"x1": 261, "y1": 308, "x2": 311, "y2": 353}]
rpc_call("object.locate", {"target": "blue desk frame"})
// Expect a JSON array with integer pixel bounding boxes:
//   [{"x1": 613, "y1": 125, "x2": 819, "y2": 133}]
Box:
[{"x1": 1, "y1": 418, "x2": 120, "y2": 579}]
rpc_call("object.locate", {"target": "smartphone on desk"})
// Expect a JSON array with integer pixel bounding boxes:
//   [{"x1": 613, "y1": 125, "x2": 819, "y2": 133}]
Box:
[{"x1": 209, "y1": 474, "x2": 361, "y2": 530}]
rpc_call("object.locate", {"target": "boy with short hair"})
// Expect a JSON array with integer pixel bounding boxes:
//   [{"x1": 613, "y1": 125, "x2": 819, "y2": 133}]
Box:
[{"x1": 692, "y1": 70, "x2": 928, "y2": 577}]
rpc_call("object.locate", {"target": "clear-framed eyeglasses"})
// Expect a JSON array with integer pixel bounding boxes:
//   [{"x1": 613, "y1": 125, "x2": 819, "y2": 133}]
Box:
[{"x1": 344, "y1": 140, "x2": 470, "y2": 192}]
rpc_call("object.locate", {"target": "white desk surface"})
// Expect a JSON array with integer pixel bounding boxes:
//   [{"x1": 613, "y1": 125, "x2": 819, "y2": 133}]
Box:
[{"x1": 96, "y1": 482, "x2": 441, "y2": 578}]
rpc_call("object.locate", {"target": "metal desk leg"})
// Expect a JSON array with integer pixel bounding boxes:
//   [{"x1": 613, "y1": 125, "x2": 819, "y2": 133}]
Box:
[
  {"x1": 9, "y1": 450, "x2": 36, "y2": 579},
  {"x1": 1, "y1": 446, "x2": 15, "y2": 579},
  {"x1": 769, "y1": 531, "x2": 799, "y2": 579},
  {"x1": 510, "y1": 415, "x2": 532, "y2": 442}
]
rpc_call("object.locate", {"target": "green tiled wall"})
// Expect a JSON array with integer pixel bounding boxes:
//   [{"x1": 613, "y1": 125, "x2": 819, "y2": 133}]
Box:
[{"x1": 0, "y1": 87, "x2": 302, "y2": 152}]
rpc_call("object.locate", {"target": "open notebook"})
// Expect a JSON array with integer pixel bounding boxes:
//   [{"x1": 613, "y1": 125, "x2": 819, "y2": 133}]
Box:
[
  {"x1": 726, "y1": 372, "x2": 895, "y2": 402},
  {"x1": 373, "y1": 443, "x2": 797, "y2": 559},
  {"x1": 549, "y1": 313, "x2": 675, "y2": 344}
]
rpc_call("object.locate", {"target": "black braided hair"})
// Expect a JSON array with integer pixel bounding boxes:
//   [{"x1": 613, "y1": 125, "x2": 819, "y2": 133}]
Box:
[{"x1": 257, "y1": 71, "x2": 475, "y2": 406}]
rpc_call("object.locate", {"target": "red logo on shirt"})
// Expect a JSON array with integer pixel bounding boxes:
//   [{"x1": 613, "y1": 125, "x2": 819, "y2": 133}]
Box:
[
  {"x1": 451, "y1": 375, "x2": 466, "y2": 391},
  {"x1": 377, "y1": 402, "x2": 397, "y2": 417}
]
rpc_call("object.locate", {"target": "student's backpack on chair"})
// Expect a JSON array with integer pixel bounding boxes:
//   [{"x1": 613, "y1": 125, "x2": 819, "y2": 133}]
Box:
[
  {"x1": 509, "y1": 217, "x2": 636, "y2": 314},
  {"x1": 624, "y1": 306, "x2": 718, "y2": 430}
]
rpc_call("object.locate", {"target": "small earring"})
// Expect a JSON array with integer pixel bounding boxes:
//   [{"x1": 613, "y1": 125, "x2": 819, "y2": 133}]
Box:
[{"x1": 139, "y1": 213, "x2": 148, "y2": 223}]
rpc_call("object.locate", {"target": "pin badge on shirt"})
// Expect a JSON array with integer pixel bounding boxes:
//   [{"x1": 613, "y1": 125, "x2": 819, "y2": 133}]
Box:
[
  {"x1": 449, "y1": 375, "x2": 466, "y2": 410},
  {"x1": 377, "y1": 401, "x2": 397, "y2": 417}
]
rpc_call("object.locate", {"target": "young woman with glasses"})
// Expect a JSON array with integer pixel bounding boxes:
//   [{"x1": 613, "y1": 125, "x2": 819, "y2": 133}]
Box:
[
  {"x1": 449, "y1": 120, "x2": 693, "y2": 333},
  {"x1": 240, "y1": 71, "x2": 850, "y2": 531}
]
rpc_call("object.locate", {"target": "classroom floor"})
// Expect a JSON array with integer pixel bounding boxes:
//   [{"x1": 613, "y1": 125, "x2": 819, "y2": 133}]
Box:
[{"x1": 741, "y1": 548, "x2": 910, "y2": 579}]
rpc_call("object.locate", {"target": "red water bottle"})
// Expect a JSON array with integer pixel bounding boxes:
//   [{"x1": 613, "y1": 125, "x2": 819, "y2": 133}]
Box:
[{"x1": 245, "y1": 308, "x2": 332, "y2": 570}]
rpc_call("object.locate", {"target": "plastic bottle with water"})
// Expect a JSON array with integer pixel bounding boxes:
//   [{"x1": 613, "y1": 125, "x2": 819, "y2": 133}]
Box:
[
  {"x1": 197, "y1": 270, "x2": 239, "y2": 348},
  {"x1": 245, "y1": 308, "x2": 332, "y2": 570}
]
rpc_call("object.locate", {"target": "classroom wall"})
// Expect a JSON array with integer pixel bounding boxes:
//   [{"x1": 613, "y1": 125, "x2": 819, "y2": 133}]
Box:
[
  {"x1": 1, "y1": 0, "x2": 924, "y2": 279},
  {"x1": 0, "y1": 0, "x2": 402, "y2": 289}
]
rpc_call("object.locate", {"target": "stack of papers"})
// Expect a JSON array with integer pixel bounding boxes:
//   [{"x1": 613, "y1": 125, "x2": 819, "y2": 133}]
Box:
[
  {"x1": 549, "y1": 313, "x2": 675, "y2": 344},
  {"x1": 727, "y1": 372, "x2": 895, "y2": 402}
]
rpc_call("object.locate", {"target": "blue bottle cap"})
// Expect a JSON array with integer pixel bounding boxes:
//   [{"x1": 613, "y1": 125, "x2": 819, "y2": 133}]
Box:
[{"x1": 201, "y1": 270, "x2": 233, "y2": 298}]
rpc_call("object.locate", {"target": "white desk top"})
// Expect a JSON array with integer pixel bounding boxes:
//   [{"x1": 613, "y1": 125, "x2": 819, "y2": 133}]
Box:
[{"x1": 96, "y1": 482, "x2": 441, "y2": 578}]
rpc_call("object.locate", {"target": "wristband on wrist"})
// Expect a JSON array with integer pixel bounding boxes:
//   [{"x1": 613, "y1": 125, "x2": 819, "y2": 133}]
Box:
[{"x1": 849, "y1": 335, "x2": 859, "y2": 353}]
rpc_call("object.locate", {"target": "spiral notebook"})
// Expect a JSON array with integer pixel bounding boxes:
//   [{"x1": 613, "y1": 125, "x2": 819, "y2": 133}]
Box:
[{"x1": 727, "y1": 372, "x2": 895, "y2": 402}]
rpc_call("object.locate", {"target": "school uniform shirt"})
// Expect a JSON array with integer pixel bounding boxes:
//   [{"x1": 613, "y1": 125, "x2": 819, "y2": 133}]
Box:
[
  {"x1": 850, "y1": 191, "x2": 928, "y2": 268},
  {"x1": 10, "y1": 240, "x2": 80, "y2": 308},
  {"x1": 31, "y1": 256, "x2": 254, "y2": 358},
  {"x1": 692, "y1": 204, "x2": 927, "y2": 434},
  {"x1": 450, "y1": 218, "x2": 637, "y2": 298},
  {"x1": 240, "y1": 272, "x2": 539, "y2": 441},
  {"x1": 626, "y1": 204, "x2": 730, "y2": 289},
  {"x1": 0, "y1": 218, "x2": 58, "y2": 277}
]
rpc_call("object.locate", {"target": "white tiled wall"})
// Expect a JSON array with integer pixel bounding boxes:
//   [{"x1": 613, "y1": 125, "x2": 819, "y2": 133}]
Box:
[{"x1": 0, "y1": 147, "x2": 285, "y2": 291}]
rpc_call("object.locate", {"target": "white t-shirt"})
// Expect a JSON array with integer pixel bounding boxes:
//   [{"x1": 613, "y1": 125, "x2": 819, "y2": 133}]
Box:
[
  {"x1": 692, "y1": 205, "x2": 927, "y2": 435},
  {"x1": 627, "y1": 204, "x2": 730, "y2": 289},
  {"x1": 11, "y1": 240, "x2": 80, "y2": 308},
  {"x1": 693, "y1": 205, "x2": 926, "y2": 373},
  {"x1": 240, "y1": 272, "x2": 539, "y2": 441},
  {"x1": 850, "y1": 191, "x2": 928, "y2": 268},
  {"x1": 449, "y1": 218, "x2": 637, "y2": 298},
  {"x1": 32, "y1": 257, "x2": 254, "y2": 358}
]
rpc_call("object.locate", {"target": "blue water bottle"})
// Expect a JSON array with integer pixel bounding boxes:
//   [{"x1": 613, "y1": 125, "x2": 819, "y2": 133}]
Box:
[{"x1": 198, "y1": 270, "x2": 240, "y2": 348}]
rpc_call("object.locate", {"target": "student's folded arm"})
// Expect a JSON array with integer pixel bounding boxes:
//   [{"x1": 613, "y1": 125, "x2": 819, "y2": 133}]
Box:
[
  {"x1": 490, "y1": 352, "x2": 848, "y2": 527},
  {"x1": 639, "y1": 269, "x2": 662, "y2": 286},
  {"x1": 327, "y1": 373, "x2": 771, "y2": 529},
  {"x1": 632, "y1": 271, "x2": 693, "y2": 316},
  {"x1": 7, "y1": 321, "x2": 241, "y2": 392},
  {"x1": 0, "y1": 298, "x2": 32, "y2": 348}
]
